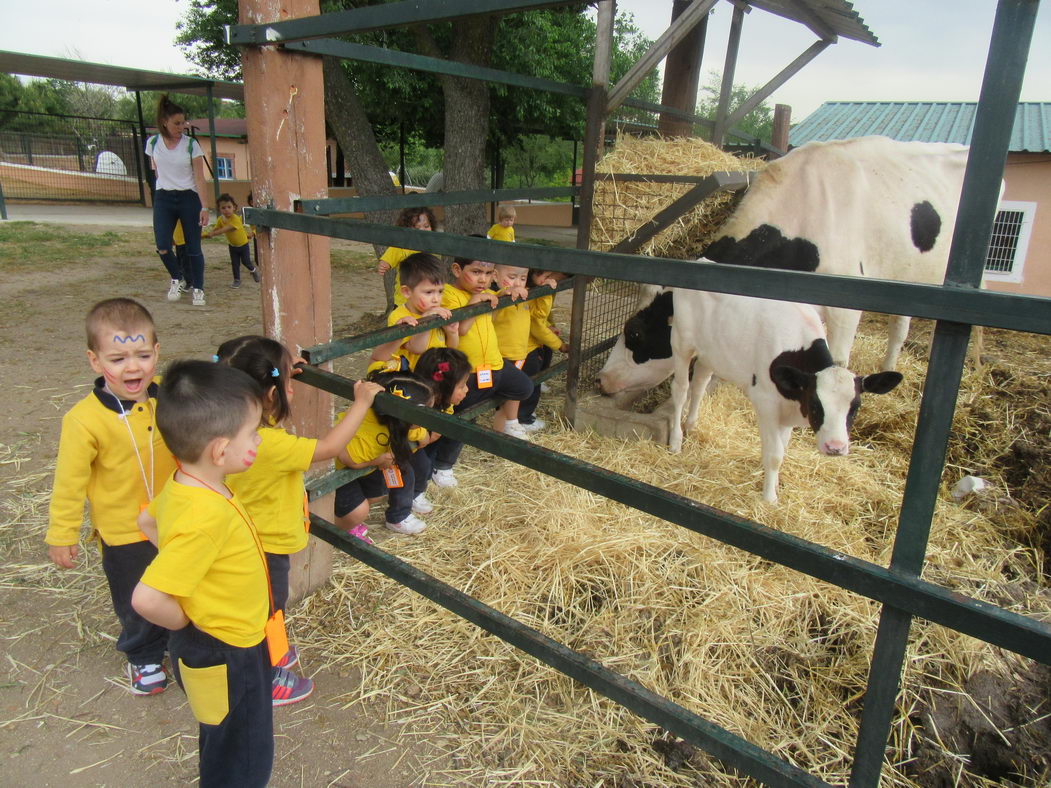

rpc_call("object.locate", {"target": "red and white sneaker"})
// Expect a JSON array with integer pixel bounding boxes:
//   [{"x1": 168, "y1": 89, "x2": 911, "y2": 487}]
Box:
[
  {"x1": 128, "y1": 662, "x2": 168, "y2": 696},
  {"x1": 275, "y1": 645, "x2": 299, "y2": 670},
  {"x1": 272, "y1": 666, "x2": 313, "y2": 707}
]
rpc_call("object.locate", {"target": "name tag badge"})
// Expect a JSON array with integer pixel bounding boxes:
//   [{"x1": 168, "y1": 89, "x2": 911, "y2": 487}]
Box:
[
  {"x1": 514, "y1": 359, "x2": 525, "y2": 370},
  {"x1": 383, "y1": 466, "x2": 405, "y2": 488},
  {"x1": 265, "y1": 609, "x2": 289, "y2": 667},
  {"x1": 476, "y1": 365, "x2": 494, "y2": 389}
]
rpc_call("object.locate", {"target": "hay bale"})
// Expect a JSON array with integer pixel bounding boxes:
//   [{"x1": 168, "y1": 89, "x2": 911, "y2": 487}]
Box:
[{"x1": 590, "y1": 133, "x2": 766, "y2": 260}]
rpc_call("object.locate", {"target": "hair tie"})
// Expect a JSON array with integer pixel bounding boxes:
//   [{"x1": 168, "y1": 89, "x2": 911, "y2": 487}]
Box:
[
  {"x1": 432, "y1": 361, "x2": 450, "y2": 382},
  {"x1": 211, "y1": 354, "x2": 220, "y2": 363},
  {"x1": 390, "y1": 385, "x2": 411, "y2": 400},
  {"x1": 271, "y1": 367, "x2": 281, "y2": 377}
]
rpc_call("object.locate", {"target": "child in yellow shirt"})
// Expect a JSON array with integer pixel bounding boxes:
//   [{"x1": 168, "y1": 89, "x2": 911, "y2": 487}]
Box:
[
  {"x1": 375, "y1": 206, "x2": 437, "y2": 307},
  {"x1": 490, "y1": 263, "x2": 532, "y2": 438},
  {"x1": 520, "y1": 269, "x2": 569, "y2": 432},
  {"x1": 46, "y1": 298, "x2": 175, "y2": 695},
  {"x1": 132, "y1": 360, "x2": 273, "y2": 787},
  {"x1": 487, "y1": 205, "x2": 516, "y2": 242},
  {"x1": 217, "y1": 335, "x2": 383, "y2": 705},
  {"x1": 204, "y1": 193, "x2": 260, "y2": 289},
  {"x1": 370, "y1": 252, "x2": 458, "y2": 373}
]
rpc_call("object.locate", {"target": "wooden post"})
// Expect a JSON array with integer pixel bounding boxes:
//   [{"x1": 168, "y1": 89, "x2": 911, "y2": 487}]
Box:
[
  {"x1": 712, "y1": 3, "x2": 745, "y2": 147},
  {"x1": 241, "y1": 0, "x2": 334, "y2": 602},
  {"x1": 771, "y1": 103, "x2": 791, "y2": 154},
  {"x1": 657, "y1": 0, "x2": 707, "y2": 138}
]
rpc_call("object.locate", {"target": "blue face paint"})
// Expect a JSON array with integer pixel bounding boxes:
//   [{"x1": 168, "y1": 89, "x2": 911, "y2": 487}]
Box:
[{"x1": 113, "y1": 334, "x2": 147, "y2": 344}]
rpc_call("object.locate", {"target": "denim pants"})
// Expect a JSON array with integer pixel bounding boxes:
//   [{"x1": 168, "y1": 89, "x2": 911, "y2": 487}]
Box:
[
  {"x1": 334, "y1": 449, "x2": 430, "y2": 524},
  {"x1": 154, "y1": 189, "x2": 205, "y2": 289},
  {"x1": 99, "y1": 539, "x2": 169, "y2": 665}
]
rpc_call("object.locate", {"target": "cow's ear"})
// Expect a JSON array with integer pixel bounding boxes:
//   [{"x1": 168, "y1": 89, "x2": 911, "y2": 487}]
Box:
[
  {"x1": 770, "y1": 365, "x2": 811, "y2": 399},
  {"x1": 861, "y1": 371, "x2": 903, "y2": 395}
]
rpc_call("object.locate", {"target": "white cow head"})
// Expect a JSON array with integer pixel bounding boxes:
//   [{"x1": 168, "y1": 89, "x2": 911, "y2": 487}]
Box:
[{"x1": 597, "y1": 288, "x2": 676, "y2": 399}]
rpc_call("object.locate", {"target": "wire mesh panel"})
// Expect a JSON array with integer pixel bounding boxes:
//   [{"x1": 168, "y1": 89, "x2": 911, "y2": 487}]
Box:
[
  {"x1": 578, "y1": 277, "x2": 640, "y2": 387},
  {"x1": 985, "y1": 208, "x2": 1025, "y2": 274},
  {"x1": 0, "y1": 111, "x2": 143, "y2": 203}
]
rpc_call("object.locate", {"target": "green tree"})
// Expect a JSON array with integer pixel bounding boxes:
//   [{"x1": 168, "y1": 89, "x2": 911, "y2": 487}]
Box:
[{"x1": 695, "y1": 70, "x2": 773, "y2": 144}]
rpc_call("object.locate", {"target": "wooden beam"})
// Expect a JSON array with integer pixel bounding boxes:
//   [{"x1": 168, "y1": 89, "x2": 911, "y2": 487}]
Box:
[
  {"x1": 779, "y1": 0, "x2": 839, "y2": 43},
  {"x1": 606, "y1": 0, "x2": 718, "y2": 113},
  {"x1": 657, "y1": 0, "x2": 709, "y2": 137},
  {"x1": 712, "y1": 3, "x2": 745, "y2": 146},
  {"x1": 722, "y1": 38, "x2": 831, "y2": 131},
  {"x1": 241, "y1": 0, "x2": 334, "y2": 602}
]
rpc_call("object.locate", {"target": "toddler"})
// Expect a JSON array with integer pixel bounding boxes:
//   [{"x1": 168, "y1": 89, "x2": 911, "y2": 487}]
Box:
[
  {"x1": 375, "y1": 207, "x2": 437, "y2": 307},
  {"x1": 520, "y1": 269, "x2": 569, "y2": 431},
  {"x1": 487, "y1": 205, "x2": 516, "y2": 242},
  {"x1": 204, "y1": 193, "x2": 259, "y2": 288}
]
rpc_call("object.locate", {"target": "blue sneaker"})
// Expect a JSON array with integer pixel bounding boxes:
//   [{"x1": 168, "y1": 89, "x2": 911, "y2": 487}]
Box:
[{"x1": 272, "y1": 666, "x2": 313, "y2": 707}]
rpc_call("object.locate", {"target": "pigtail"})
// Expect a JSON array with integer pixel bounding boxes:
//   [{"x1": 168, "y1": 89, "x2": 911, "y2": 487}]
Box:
[
  {"x1": 215, "y1": 335, "x2": 293, "y2": 424},
  {"x1": 415, "y1": 347, "x2": 471, "y2": 411},
  {"x1": 367, "y1": 370, "x2": 434, "y2": 467}
]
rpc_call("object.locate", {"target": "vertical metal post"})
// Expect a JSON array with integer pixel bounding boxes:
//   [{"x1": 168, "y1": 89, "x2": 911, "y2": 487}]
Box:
[
  {"x1": 205, "y1": 84, "x2": 221, "y2": 203},
  {"x1": 132, "y1": 126, "x2": 146, "y2": 205},
  {"x1": 135, "y1": 90, "x2": 155, "y2": 201},
  {"x1": 0, "y1": 181, "x2": 7, "y2": 220},
  {"x1": 565, "y1": 0, "x2": 614, "y2": 425},
  {"x1": 848, "y1": 2, "x2": 1039, "y2": 785},
  {"x1": 399, "y1": 120, "x2": 406, "y2": 194},
  {"x1": 712, "y1": 4, "x2": 744, "y2": 147}
]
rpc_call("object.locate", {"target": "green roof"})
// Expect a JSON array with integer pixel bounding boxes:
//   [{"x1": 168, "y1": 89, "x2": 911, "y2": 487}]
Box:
[{"x1": 789, "y1": 102, "x2": 1051, "y2": 153}]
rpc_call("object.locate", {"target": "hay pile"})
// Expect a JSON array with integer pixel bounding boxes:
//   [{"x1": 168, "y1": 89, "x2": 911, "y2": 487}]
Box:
[
  {"x1": 590, "y1": 133, "x2": 766, "y2": 259},
  {"x1": 295, "y1": 323, "x2": 1051, "y2": 786}
]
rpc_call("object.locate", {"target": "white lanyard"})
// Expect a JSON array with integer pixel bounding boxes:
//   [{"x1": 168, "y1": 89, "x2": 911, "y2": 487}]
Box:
[{"x1": 106, "y1": 385, "x2": 156, "y2": 501}]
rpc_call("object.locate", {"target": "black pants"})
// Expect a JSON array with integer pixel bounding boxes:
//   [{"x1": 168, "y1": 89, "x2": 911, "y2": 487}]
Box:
[
  {"x1": 334, "y1": 449, "x2": 430, "y2": 524},
  {"x1": 170, "y1": 624, "x2": 273, "y2": 788},
  {"x1": 430, "y1": 364, "x2": 534, "y2": 470},
  {"x1": 518, "y1": 346, "x2": 552, "y2": 424},
  {"x1": 265, "y1": 553, "x2": 290, "y2": 614},
  {"x1": 99, "y1": 539, "x2": 169, "y2": 665},
  {"x1": 229, "y1": 243, "x2": 254, "y2": 281}
]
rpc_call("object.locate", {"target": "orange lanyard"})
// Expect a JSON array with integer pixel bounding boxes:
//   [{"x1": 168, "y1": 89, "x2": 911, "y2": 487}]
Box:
[{"x1": 176, "y1": 468, "x2": 276, "y2": 617}]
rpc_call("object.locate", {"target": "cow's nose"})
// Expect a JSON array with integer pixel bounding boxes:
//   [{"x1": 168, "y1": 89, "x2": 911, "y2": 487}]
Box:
[{"x1": 822, "y1": 440, "x2": 849, "y2": 456}]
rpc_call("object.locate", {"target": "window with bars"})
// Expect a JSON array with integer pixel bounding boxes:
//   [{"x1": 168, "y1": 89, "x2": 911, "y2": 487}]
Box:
[
  {"x1": 215, "y1": 156, "x2": 234, "y2": 180},
  {"x1": 984, "y1": 201, "x2": 1035, "y2": 283}
]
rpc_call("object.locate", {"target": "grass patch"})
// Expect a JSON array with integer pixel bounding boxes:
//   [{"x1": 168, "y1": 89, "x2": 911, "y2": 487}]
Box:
[
  {"x1": 331, "y1": 247, "x2": 377, "y2": 273},
  {"x1": 0, "y1": 222, "x2": 145, "y2": 270}
]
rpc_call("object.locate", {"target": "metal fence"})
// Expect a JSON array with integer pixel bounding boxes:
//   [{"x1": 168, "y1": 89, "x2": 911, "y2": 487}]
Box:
[
  {"x1": 235, "y1": 1, "x2": 1047, "y2": 785},
  {"x1": 0, "y1": 110, "x2": 144, "y2": 203}
]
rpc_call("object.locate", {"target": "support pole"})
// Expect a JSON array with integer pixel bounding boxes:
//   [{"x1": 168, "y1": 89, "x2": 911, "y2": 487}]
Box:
[
  {"x1": 712, "y1": 3, "x2": 744, "y2": 147},
  {"x1": 657, "y1": 0, "x2": 708, "y2": 137},
  {"x1": 205, "y1": 83, "x2": 221, "y2": 203},
  {"x1": 771, "y1": 103, "x2": 791, "y2": 154},
  {"x1": 240, "y1": 0, "x2": 334, "y2": 602},
  {"x1": 565, "y1": 0, "x2": 614, "y2": 425}
]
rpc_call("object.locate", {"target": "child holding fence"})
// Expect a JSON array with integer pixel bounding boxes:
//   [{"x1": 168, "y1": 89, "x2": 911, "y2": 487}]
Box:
[
  {"x1": 216, "y1": 335, "x2": 383, "y2": 704},
  {"x1": 334, "y1": 371, "x2": 436, "y2": 536},
  {"x1": 375, "y1": 207, "x2": 438, "y2": 307},
  {"x1": 490, "y1": 262, "x2": 534, "y2": 438},
  {"x1": 520, "y1": 269, "x2": 569, "y2": 431}
]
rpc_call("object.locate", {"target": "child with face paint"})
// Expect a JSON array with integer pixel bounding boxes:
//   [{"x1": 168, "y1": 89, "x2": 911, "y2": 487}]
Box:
[
  {"x1": 214, "y1": 335, "x2": 383, "y2": 706},
  {"x1": 46, "y1": 298, "x2": 176, "y2": 696}
]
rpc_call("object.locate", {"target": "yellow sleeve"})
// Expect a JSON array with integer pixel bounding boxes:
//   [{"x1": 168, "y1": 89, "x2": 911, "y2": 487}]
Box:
[
  {"x1": 46, "y1": 410, "x2": 97, "y2": 546},
  {"x1": 529, "y1": 300, "x2": 562, "y2": 351},
  {"x1": 380, "y1": 247, "x2": 413, "y2": 269}
]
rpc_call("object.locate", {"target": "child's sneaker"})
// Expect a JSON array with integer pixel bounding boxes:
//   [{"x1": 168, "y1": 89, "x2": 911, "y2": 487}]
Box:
[
  {"x1": 411, "y1": 493, "x2": 434, "y2": 515},
  {"x1": 521, "y1": 417, "x2": 546, "y2": 433},
  {"x1": 502, "y1": 421, "x2": 531, "y2": 440},
  {"x1": 431, "y1": 468, "x2": 458, "y2": 488},
  {"x1": 540, "y1": 382, "x2": 551, "y2": 394},
  {"x1": 275, "y1": 645, "x2": 299, "y2": 670},
  {"x1": 272, "y1": 666, "x2": 313, "y2": 707},
  {"x1": 347, "y1": 524, "x2": 373, "y2": 544},
  {"x1": 128, "y1": 662, "x2": 168, "y2": 696},
  {"x1": 192, "y1": 288, "x2": 206, "y2": 306},
  {"x1": 385, "y1": 513, "x2": 427, "y2": 534},
  {"x1": 249, "y1": 267, "x2": 261, "y2": 283},
  {"x1": 166, "y1": 279, "x2": 182, "y2": 301},
  {"x1": 230, "y1": 279, "x2": 241, "y2": 288}
]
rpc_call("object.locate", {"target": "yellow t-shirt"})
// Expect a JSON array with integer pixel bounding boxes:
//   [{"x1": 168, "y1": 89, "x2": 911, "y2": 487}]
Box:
[
  {"x1": 47, "y1": 381, "x2": 176, "y2": 548},
  {"x1": 226, "y1": 426, "x2": 317, "y2": 555},
  {"x1": 380, "y1": 246, "x2": 417, "y2": 306},
  {"x1": 369, "y1": 304, "x2": 447, "y2": 374},
  {"x1": 335, "y1": 408, "x2": 428, "y2": 469},
  {"x1": 210, "y1": 213, "x2": 249, "y2": 248},
  {"x1": 492, "y1": 295, "x2": 531, "y2": 362},
  {"x1": 143, "y1": 479, "x2": 268, "y2": 648},
  {"x1": 528, "y1": 294, "x2": 562, "y2": 353},
  {"x1": 442, "y1": 284, "x2": 504, "y2": 372},
  {"x1": 487, "y1": 223, "x2": 515, "y2": 242}
]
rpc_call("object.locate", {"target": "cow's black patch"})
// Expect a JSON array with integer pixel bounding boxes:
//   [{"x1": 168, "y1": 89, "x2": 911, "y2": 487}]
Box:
[
  {"x1": 769, "y1": 339, "x2": 835, "y2": 431},
  {"x1": 704, "y1": 224, "x2": 820, "y2": 272},
  {"x1": 910, "y1": 200, "x2": 941, "y2": 253},
  {"x1": 623, "y1": 290, "x2": 674, "y2": 364}
]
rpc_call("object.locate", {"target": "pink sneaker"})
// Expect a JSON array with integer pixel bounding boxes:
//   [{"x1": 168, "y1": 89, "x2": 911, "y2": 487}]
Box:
[{"x1": 347, "y1": 524, "x2": 373, "y2": 544}]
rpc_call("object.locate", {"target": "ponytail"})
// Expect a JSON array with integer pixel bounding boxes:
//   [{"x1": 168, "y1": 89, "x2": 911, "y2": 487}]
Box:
[
  {"x1": 156, "y1": 94, "x2": 186, "y2": 140},
  {"x1": 215, "y1": 335, "x2": 293, "y2": 424},
  {"x1": 367, "y1": 370, "x2": 434, "y2": 467}
]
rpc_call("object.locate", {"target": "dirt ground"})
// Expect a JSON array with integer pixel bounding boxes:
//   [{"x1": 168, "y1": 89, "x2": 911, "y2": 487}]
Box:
[{"x1": 0, "y1": 221, "x2": 461, "y2": 787}]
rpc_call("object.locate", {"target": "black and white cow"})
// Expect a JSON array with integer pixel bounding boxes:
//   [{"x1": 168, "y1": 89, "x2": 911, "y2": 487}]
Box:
[
  {"x1": 703, "y1": 135, "x2": 975, "y2": 371},
  {"x1": 599, "y1": 287, "x2": 902, "y2": 502}
]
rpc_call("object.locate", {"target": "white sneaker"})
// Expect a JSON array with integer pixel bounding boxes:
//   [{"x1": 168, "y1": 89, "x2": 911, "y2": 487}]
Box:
[
  {"x1": 192, "y1": 288, "x2": 206, "y2": 306},
  {"x1": 178, "y1": 279, "x2": 189, "y2": 293},
  {"x1": 431, "y1": 468, "x2": 458, "y2": 488},
  {"x1": 502, "y1": 421, "x2": 531, "y2": 440},
  {"x1": 520, "y1": 418, "x2": 546, "y2": 433},
  {"x1": 166, "y1": 279, "x2": 181, "y2": 301},
  {"x1": 411, "y1": 493, "x2": 434, "y2": 514},
  {"x1": 385, "y1": 513, "x2": 427, "y2": 534},
  {"x1": 540, "y1": 382, "x2": 551, "y2": 393}
]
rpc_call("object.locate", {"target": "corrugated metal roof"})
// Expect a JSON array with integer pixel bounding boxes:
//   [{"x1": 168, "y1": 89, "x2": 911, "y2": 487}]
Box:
[
  {"x1": 747, "y1": 0, "x2": 878, "y2": 46},
  {"x1": 0, "y1": 51, "x2": 244, "y2": 101},
  {"x1": 789, "y1": 101, "x2": 1051, "y2": 152}
]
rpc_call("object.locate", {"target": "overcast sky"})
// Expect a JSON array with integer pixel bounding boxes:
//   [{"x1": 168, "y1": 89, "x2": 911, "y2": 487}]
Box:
[{"x1": 0, "y1": 0, "x2": 1047, "y2": 122}]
